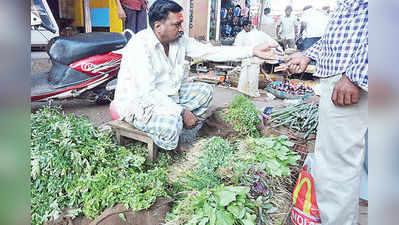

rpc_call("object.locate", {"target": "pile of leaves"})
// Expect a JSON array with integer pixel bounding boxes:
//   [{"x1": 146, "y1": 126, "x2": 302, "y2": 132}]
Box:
[
  {"x1": 240, "y1": 136, "x2": 300, "y2": 177},
  {"x1": 31, "y1": 107, "x2": 171, "y2": 225},
  {"x1": 168, "y1": 185, "x2": 258, "y2": 225},
  {"x1": 180, "y1": 136, "x2": 235, "y2": 191},
  {"x1": 167, "y1": 135, "x2": 298, "y2": 225},
  {"x1": 223, "y1": 95, "x2": 261, "y2": 137},
  {"x1": 217, "y1": 136, "x2": 301, "y2": 224}
]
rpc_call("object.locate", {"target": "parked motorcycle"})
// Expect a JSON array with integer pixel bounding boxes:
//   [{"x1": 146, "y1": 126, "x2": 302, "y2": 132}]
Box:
[
  {"x1": 31, "y1": 0, "x2": 133, "y2": 104},
  {"x1": 32, "y1": 31, "x2": 128, "y2": 104}
]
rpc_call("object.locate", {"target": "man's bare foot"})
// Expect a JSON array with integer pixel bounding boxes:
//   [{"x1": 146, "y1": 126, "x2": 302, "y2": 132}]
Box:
[{"x1": 174, "y1": 142, "x2": 192, "y2": 153}]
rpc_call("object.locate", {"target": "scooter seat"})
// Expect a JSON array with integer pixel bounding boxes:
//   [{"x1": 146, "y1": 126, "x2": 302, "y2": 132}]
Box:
[{"x1": 48, "y1": 32, "x2": 127, "y2": 65}]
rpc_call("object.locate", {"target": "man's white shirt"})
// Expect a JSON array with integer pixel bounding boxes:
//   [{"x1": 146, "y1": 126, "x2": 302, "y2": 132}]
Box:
[
  {"x1": 234, "y1": 28, "x2": 279, "y2": 47},
  {"x1": 114, "y1": 28, "x2": 253, "y2": 122},
  {"x1": 277, "y1": 15, "x2": 298, "y2": 39},
  {"x1": 301, "y1": 8, "x2": 329, "y2": 38}
]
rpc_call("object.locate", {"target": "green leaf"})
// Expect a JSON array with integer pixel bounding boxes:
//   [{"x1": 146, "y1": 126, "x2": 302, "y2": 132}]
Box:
[
  {"x1": 226, "y1": 186, "x2": 250, "y2": 196},
  {"x1": 285, "y1": 141, "x2": 295, "y2": 147},
  {"x1": 209, "y1": 208, "x2": 216, "y2": 225},
  {"x1": 227, "y1": 205, "x2": 245, "y2": 219},
  {"x1": 214, "y1": 190, "x2": 236, "y2": 207},
  {"x1": 199, "y1": 217, "x2": 209, "y2": 225},
  {"x1": 262, "y1": 202, "x2": 273, "y2": 210},
  {"x1": 241, "y1": 213, "x2": 256, "y2": 225},
  {"x1": 118, "y1": 213, "x2": 126, "y2": 222},
  {"x1": 267, "y1": 207, "x2": 278, "y2": 213},
  {"x1": 242, "y1": 218, "x2": 256, "y2": 225},
  {"x1": 215, "y1": 210, "x2": 234, "y2": 225},
  {"x1": 204, "y1": 202, "x2": 213, "y2": 217}
]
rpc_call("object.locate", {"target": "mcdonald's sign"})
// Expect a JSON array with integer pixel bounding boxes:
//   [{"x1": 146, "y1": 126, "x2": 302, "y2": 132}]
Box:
[{"x1": 291, "y1": 166, "x2": 321, "y2": 225}]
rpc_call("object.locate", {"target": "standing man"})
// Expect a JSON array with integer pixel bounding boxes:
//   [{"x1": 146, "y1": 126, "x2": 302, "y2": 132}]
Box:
[
  {"x1": 233, "y1": 19, "x2": 252, "y2": 46},
  {"x1": 115, "y1": 0, "x2": 148, "y2": 34},
  {"x1": 276, "y1": 5, "x2": 298, "y2": 50},
  {"x1": 287, "y1": 0, "x2": 368, "y2": 224},
  {"x1": 112, "y1": 0, "x2": 279, "y2": 151},
  {"x1": 261, "y1": 7, "x2": 276, "y2": 38},
  {"x1": 299, "y1": 5, "x2": 329, "y2": 50}
]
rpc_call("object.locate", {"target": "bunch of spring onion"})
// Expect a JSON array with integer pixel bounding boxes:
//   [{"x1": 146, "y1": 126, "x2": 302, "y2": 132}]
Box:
[{"x1": 269, "y1": 102, "x2": 319, "y2": 139}]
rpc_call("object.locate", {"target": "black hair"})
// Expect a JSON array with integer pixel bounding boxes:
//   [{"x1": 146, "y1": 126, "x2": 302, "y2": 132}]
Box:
[
  {"x1": 242, "y1": 19, "x2": 252, "y2": 27},
  {"x1": 303, "y1": 5, "x2": 312, "y2": 11},
  {"x1": 149, "y1": 0, "x2": 183, "y2": 29},
  {"x1": 264, "y1": 7, "x2": 271, "y2": 15},
  {"x1": 285, "y1": 5, "x2": 293, "y2": 11}
]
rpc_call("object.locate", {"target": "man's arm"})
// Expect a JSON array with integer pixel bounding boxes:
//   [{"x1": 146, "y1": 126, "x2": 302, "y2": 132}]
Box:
[
  {"x1": 185, "y1": 37, "x2": 279, "y2": 62},
  {"x1": 345, "y1": 42, "x2": 368, "y2": 92},
  {"x1": 331, "y1": 43, "x2": 367, "y2": 106},
  {"x1": 276, "y1": 22, "x2": 281, "y2": 39},
  {"x1": 300, "y1": 21, "x2": 306, "y2": 37},
  {"x1": 115, "y1": 0, "x2": 126, "y2": 21},
  {"x1": 294, "y1": 18, "x2": 299, "y2": 39},
  {"x1": 303, "y1": 38, "x2": 322, "y2": 61}
]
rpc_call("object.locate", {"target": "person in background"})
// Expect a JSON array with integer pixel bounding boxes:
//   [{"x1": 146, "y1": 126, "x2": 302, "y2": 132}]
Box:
[
  {"x1": 234, "y1": 19, "x2": 281, "y2": 49},
  {"x1": 287, "y1": 0, "x2": 368, "y2": 224},
  {"x1": 261, "y1": 7, "x2": 276, "y2": 38},
  {"x1": 115, "y1": 0, "x2": 148, "y2": 34},
  {"x1": 112, "y1": 0, "x2": 280, "y2": 152},
  {"x1": 234, "y1": 19, "x2": 252, "y2": 46},
  {"x1": 231, "y1": 15, "x2": 242, "y2": 37},
  {"x1": 276, "y1": 5, "x2": 298, "y2": 50},
  {"x1": 299, "y1": 5, "x2": 329, "y2": 50}
]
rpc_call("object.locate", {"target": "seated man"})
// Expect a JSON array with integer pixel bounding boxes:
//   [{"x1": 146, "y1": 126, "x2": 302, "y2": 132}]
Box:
[
  {"x1": 234, "y1": 19, "x2": 281, "y2": 49},
  {"x1": 112, "y1": 0, "x2": 279, "y2": 151}
]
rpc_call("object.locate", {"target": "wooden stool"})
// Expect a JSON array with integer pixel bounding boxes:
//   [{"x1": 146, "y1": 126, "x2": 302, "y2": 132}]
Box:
[{"x1": 108, "y1": 120, "x2": 158, "y2": 162}]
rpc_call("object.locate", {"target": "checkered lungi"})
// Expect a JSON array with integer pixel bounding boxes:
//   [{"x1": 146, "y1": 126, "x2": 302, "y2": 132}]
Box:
[{"x1": 130, "y1": 82, "x2": 213, "y2": 150}]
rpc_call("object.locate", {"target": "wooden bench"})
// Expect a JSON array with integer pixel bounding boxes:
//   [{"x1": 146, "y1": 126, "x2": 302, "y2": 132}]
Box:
[{"x1": 108, "y1": 120, "x2": 158, "y2": 162}]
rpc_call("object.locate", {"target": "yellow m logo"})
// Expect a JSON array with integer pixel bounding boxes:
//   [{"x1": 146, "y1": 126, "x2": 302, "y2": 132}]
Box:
[{"x1": 292, "y1": 173, "x2": 312, "y2": 215}]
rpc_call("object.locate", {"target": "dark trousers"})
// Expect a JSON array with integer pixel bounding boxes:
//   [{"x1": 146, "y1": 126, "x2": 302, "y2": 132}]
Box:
[
  {"x1": 302, "y1": 37, "x2": 321, "y2": 50},
  {"x1": 123, "y1": 7, "x2": 147, "y2": 34}
]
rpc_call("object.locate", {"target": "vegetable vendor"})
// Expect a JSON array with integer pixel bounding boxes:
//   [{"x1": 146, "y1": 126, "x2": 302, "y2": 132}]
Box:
[{"x1": 112, "y1": 0, "x2": 280, "y2": 151}]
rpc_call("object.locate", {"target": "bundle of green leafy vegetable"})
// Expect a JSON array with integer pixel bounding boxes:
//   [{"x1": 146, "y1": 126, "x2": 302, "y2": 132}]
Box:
[
  {"x1": 216, "y1": 136, "x2": 301, "y2": 224},
  {"x1": 180, "y1": 136, "x2": 235, "y2": 191},
  {"x1": 167, "y1": 135, "x2": 299, "y2": 225},
  {"x1": 31, "y1": 107, "x2": 170, "y2": 225},
  {"x1": 223, "y1": 95, "x2": 261, "y2": 138},
  {"x1": 167, "y1": 185, "x2": 258, "y2": 225}
]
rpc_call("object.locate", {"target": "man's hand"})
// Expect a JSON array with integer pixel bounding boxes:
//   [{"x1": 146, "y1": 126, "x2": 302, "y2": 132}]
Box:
[
  {"x1": 118, "y1": 8, "x2": 127, "y2": 21},
  {"x1": 287, "y1": 54, "x2": 311, "y2": 74},
  {"x1": 253, "y1": 43, "x2": 282, "y2": 60},
  {"x1": 182, "y1": 109, "x2": 198, "y2": 129},
  {"x1": 331, "y1": 75, "x2": 361, "y2": 106}
]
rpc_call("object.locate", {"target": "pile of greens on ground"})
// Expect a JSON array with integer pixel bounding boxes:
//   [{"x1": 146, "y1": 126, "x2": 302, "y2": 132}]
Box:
[
  {"x1": 223, "y1": 95, "x2": 261, "y2": 138},
  {"x1": 31, "y1": 107, "x2": 171, "y2": 225},
  {"x1": 167, "y1": 136, "x2": 300, "y2": 225},
  {"x1": 180, "y1": 137, "x2": 235, "y2": 191}
]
